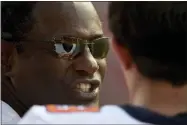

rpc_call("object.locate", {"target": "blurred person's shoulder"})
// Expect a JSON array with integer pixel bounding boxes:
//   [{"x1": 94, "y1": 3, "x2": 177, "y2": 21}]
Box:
[
  {"x1": 120, "y1": 105, "x2": 187, "y2": 125},
  {"x1": 1, "y1": 100, "x2": 21, "y2": 124},
  {"x1": 18, "y1": 104, "x2": 147, "y2": 124}
]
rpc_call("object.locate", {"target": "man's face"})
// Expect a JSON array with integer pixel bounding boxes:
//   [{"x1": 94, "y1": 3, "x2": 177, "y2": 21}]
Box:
[{"x1": 9, "y1": 2, "x2": 108, "y2": 106}]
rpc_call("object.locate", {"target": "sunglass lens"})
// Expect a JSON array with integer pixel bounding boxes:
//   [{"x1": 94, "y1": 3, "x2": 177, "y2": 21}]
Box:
[{"x1": 88, "y1": 37, "x2": 109, "y2": 59}]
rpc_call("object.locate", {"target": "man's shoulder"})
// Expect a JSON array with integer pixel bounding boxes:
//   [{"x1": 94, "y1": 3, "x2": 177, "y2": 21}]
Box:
[
  {"x1": 18, "y1": 105, "x2": 147, "y2": 124},
  {"x1": 1, "y1": 100, "x2": 21, "y2": 124}
]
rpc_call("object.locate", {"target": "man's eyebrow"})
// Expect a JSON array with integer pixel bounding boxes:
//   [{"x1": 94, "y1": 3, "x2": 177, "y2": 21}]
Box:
[
  {"x1": 89, "y1": 34, "x2": 103, "y2": 40},
  {"x1": 52, "y1": 34, "x2": 104, "y2": 42},
  {"x1": 74, "y1": 34, "x2": 104, "y2": 41}
]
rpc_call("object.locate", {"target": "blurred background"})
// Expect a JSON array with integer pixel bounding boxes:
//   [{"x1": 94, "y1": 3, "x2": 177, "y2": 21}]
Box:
[{"x1": 93, "y1": 2, "x2": 129, "y2": 105}]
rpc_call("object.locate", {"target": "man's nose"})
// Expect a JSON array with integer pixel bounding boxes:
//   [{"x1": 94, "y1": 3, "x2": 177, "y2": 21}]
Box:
[{"x1": 73, "y1": 47, "x2": 99, "y2": 75}]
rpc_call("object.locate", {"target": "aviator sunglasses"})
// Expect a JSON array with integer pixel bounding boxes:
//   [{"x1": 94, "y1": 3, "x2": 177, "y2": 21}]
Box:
[{"x1": 14, "y1": 36, "x2": 110, "y2": 60}]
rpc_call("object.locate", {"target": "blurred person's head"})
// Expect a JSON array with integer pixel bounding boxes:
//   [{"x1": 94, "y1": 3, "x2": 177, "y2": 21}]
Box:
[
  {"x1": 109, "y1": 2, "x2": 187, "y2": 115},
  {"x1": 2, "y1": 1, "x2": 109, "y2": 116}
]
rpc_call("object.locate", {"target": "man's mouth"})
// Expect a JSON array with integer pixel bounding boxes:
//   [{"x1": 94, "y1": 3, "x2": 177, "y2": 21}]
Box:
[{"x1": 72, "y1": 79, "x2": 100, "y2": 100}]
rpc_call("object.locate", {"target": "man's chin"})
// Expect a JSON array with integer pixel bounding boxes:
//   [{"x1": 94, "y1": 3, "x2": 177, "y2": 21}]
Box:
[{"x1": 72, "y1": 93, "x2": 100, "y2": 106}]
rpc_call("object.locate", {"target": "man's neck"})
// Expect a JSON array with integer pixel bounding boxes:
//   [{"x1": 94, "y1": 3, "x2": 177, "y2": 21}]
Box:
[
  {"x1": 2, "y1": 76, "x2": 29, "y2": 117},
  {"x1": 130, "y1": 80, "x2": 187, "y2": 116}
]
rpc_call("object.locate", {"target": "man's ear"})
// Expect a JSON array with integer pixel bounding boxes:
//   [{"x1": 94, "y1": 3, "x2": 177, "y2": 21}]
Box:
[
  {"x1": 112, "y1": 38, "x2": 132, "y2": 70},
  {"x1": 1, "y1": 40, "x2": 15, "y2": 76},
  {"x1": 2, "y1": 40, "x2": 14, "y2": 63}
]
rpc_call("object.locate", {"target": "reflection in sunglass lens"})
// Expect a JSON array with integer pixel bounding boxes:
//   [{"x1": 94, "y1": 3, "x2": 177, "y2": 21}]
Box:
[
  {"x1": 88, "y1": 38, "x2": 109, "y2": 59},
  {"x1": 62, "y1": 43, "x2": 74, "y2": 52},
  {"x1": 54, "y1": 42, "x2": 77, "y2": 59}
]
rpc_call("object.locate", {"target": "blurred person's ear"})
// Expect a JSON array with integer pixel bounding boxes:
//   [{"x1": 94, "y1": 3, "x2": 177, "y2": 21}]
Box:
[{"x1": 112, "y1": 38, "x2": 133, "y2": 70}]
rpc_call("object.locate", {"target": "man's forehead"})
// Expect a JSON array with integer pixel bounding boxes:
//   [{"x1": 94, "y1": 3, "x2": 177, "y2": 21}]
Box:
[{"x1": 27, "y1": 2, "x2": 103, "y2": 41}]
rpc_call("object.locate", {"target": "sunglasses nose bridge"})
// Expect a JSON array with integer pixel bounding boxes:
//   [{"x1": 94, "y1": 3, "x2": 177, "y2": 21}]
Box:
[{"x1": 73, "y1": 46, "x2": 99, "y2": 74}]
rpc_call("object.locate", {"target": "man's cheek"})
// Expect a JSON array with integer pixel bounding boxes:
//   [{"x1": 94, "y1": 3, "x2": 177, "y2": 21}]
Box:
[{"x1": 55, "y1": 60, "x2": 72, "y2": 75}]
